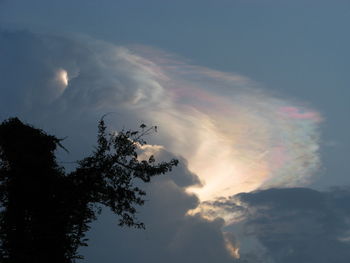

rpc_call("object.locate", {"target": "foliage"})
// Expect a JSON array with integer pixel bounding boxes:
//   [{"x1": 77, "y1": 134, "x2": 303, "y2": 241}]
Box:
[{"x1": 0, "y1": 117, "x2": 178, "y2": 263}]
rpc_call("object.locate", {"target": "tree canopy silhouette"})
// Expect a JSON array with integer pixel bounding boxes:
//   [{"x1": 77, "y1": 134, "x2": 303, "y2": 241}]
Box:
[{"x1": 0, "y1": 117, "x2": 178, "y2": 263}]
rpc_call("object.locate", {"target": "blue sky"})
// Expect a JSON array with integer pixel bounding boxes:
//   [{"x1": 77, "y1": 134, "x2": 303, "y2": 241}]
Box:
[{"x1": 1, "y1": 1, "x2": 350, "y2": 262}]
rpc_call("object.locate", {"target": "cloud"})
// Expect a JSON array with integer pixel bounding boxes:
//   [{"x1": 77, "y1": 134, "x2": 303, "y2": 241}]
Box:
[
  {"x1": 2, "y1": 29, "x2": 322, "y2": 204},
  {"x1": 132, "y1": 47, "x2": 322, "y2": 203},
  {"x1": 0, "y1": 30, "x2": 240, "y2": 262},
  {"x1": 0, "y1": 29, "x2": 324, "y2": 262},
  {"x1": 218, "y1": 187, "x2": 350, "y2": 262}
]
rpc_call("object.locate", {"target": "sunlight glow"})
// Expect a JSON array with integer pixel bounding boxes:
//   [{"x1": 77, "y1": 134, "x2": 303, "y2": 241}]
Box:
[
  {"x1": 56, "y1": 68, "x2": 69, "y2": 88},
  {"x1": 120, "y1": 47, "x2": 322, "y2": 206},
  {"x1": 224, "y1": 234, "x2": 240, "y2": 259},
  {"x1": 97, "y1": 46, "x2": 321, "y2": 222}
]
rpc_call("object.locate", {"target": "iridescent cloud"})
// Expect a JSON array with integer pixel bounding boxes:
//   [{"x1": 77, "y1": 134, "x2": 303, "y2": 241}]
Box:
[
  {"x1": 114, "y1": 46, "x2": 323, "y2": 203},
  {"x1": 44, "y1": 40, "x2": 321, "y2": 205}
]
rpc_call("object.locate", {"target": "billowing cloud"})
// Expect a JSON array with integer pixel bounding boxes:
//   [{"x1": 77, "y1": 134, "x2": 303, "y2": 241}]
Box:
[
  {"x1": 0, "y1": 30, "x2": 324, "y2": 262},
  {"x1": 105, "y1": 45, "x2": 322, "y2": 203},
  {"x1": 0, "y1": 30, "x2": 322, "y2": 202},
  {"x1": 0, "y1": 29, "x2": 240, "y2": 262}
]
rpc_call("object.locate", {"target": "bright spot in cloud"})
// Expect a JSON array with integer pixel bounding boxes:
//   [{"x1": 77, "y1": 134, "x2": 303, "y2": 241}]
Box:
[
  {"x1": 56, "y1": 68, "x2": 68, "y2": 89},
  {"x1": 224, "y1": 233, "x2": 240, "y2": 259}
]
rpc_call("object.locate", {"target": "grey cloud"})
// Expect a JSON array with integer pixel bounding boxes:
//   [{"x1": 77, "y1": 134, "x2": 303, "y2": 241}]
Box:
[
  {"x1": 81, "y1": 157, "x2": 234, "y2": 263},
  {"x1": 0, "y1": 30, "x2": 159, "y2": 118},
  {"x1": 231, "y1": 187, "x2": 350, "y2": 263}
]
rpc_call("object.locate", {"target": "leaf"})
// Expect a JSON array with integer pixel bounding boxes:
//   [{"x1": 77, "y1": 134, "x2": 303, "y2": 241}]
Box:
[{"x1": 148, "y1": 155, "x2": 155, "y2": 163}]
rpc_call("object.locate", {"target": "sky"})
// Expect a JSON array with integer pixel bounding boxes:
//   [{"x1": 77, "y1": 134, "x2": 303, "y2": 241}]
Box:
[{"x1": 0, "y1": 1, "x2": 349, "y2": 262}]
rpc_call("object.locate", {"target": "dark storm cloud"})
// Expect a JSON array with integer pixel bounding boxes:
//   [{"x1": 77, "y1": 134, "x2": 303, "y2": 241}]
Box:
[{"x1": 231, "y1": 187, "x2": 350, "y2": 262}]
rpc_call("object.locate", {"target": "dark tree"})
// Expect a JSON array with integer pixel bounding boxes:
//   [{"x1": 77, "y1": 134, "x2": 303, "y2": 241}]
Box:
[{"x1": 0, "y1": 118, "x2": 178, "y2": 263}]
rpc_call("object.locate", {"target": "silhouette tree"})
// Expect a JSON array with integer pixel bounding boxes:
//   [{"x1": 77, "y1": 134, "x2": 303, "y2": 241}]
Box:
[{"x1": 0, "y1": 117, "x2": 178, "y2": 263}]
